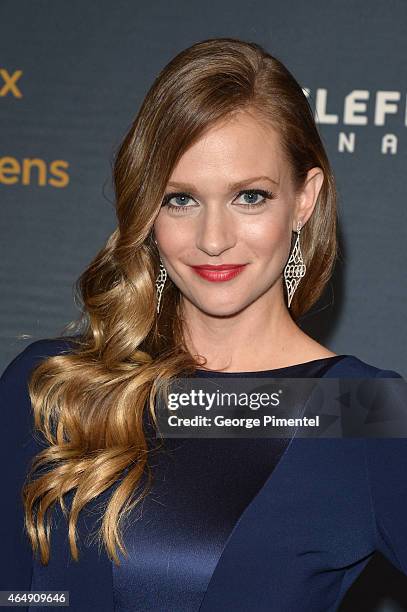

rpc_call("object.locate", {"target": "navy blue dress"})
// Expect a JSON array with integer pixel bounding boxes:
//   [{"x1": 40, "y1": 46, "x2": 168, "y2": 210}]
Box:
[{"x1": 0, "y1": 338, "x2": 406, "y2": 611}]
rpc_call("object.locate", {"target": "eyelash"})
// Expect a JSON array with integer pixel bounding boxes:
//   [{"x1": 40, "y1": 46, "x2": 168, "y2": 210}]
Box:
[{"x1": 161, "y1": 189, "x2": 275, "y2": 213}]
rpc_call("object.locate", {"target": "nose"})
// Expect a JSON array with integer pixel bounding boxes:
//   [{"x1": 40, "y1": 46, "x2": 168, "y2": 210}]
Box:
[{"x1": 195, "y1": 205, "x2": 236, "y2": 257}]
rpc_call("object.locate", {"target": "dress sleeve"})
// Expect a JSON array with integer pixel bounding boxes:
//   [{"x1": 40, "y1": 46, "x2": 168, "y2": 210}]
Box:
[
  {"x1": 0, "y1": 340, "x2": 68, "y2": 593},
  {"x1": 364, "y1": 367, "x2": 407, "y2": 575}
]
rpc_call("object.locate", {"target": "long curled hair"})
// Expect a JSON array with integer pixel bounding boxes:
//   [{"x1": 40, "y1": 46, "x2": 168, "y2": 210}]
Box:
[{"x1": 22, "y1": 37, "x2": 338, "y2": 565}]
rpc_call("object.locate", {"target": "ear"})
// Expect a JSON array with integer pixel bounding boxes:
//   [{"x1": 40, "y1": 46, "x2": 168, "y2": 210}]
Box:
[{"x1": 293, "y1": 167, "x2": 324, "y2": 230}]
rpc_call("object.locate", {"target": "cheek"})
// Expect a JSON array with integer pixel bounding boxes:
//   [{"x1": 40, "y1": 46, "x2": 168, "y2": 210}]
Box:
[
  {"x1": 242, "y1": 216, "x2": 290, "y2": 256},
  {"x1": 154, "y1": 216, "x2": 184, "y2": 253},
  {"x1": 153, "y1": 219, "x2": 197, "y2": 268}
]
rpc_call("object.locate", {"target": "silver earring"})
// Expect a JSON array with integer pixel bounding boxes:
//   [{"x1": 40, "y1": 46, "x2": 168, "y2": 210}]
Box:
[
  {"x1": 155, "y1": 257, "x2": 167, "y2": 314},
  {"x1": 284, "y1": 220, "x2": 306, "y2": 308}
]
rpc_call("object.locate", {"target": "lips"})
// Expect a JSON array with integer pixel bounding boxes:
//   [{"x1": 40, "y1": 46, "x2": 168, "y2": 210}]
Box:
[
  {"x1": 192, "y1": 264, "x2": 244, "y2": 270},
  {"x1": 190, "y1": 264, "x2": 247, "y2": 282}
]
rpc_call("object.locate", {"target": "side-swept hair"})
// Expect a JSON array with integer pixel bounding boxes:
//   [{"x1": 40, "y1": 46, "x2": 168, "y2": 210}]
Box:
[{"x1": 23, "y1": 37, "x2": 337, "y2": 565}]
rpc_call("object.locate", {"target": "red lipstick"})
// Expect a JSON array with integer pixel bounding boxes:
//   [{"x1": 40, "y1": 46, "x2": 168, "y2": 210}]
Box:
[{"x1": 190, "y1": 264, "x2": 247, "y2": 282}]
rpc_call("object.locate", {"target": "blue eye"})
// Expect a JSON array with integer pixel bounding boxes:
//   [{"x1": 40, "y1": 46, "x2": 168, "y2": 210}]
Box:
[
  {"x1": 161, "y1": 188, "x2": 275, "y2": 213},
  {"x1": 161, "y1": 192, "x2": 195, "y2": 213},
  {"x1": 236, "y1": 190, "x2": 274, "y2": 208}
]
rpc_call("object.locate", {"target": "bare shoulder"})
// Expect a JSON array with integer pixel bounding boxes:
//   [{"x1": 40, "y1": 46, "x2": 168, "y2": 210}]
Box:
[
  {"x1": 312, "y1": 346, "x2": 338, "y2": 358},
  {"x1": 294, "y1": 335, "x2": 338, "y2": 361}
]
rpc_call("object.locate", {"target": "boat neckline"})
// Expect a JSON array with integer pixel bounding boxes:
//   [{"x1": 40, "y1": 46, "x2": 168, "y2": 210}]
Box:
[{"x1": 194, "y1": 354, "x2": 352, "y2": 376}]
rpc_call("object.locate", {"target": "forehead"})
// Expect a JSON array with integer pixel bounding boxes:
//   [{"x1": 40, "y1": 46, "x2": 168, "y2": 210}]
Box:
[{"x1": 168, "y1": 111, "x2": 289, "y2": 187}]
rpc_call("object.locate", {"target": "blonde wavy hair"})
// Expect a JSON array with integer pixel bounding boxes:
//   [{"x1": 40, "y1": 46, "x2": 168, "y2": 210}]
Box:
[{"x1": 22, "y1": 37, "x2": 338, "y2": 565}]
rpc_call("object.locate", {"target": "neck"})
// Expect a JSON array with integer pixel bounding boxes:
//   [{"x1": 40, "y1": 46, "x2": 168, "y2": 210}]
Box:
[{"x1": 180, "y1": 288, "x2": 304, "y2": 372}]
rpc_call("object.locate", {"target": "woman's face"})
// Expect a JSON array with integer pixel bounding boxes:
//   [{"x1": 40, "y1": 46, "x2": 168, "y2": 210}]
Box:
[{"x1": 153, "y1": 110, "x2": 321, "y2": 317}]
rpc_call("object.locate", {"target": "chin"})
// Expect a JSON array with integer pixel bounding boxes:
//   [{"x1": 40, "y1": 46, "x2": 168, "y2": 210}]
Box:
[{"x1": 192, "y1": 299, "x2": 251, "y2": 318}]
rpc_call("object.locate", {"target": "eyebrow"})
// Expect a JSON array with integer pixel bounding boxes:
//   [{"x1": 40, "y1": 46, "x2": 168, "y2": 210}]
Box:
[{"x1": 166, "y1": 175, "x2": 279, "y2": 191}]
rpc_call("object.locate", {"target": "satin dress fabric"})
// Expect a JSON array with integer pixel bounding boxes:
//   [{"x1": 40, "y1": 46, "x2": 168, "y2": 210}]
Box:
[
  {"x1": 112, "y1": 356, "x2": 348, "y2": 611},
  {"x1": 1, "y1": 338, "x2": 405, "y2": 611}
]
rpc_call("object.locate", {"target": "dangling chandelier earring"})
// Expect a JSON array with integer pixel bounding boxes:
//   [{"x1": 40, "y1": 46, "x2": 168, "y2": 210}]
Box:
[
  {"x1": 155, "y1": 257, "x2": 167, "y2": 314},
  {"x1": 154, "y1": 238, "x2": 167, "y2": 314},
  {"x1": 283, "y1": 220, "x2": 306, "y2": 308}
]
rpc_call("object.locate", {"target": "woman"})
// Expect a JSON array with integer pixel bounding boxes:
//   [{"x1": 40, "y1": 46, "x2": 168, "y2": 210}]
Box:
[{"x1": 1, "y1": 38, "x2": 406, "y2": 612}]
